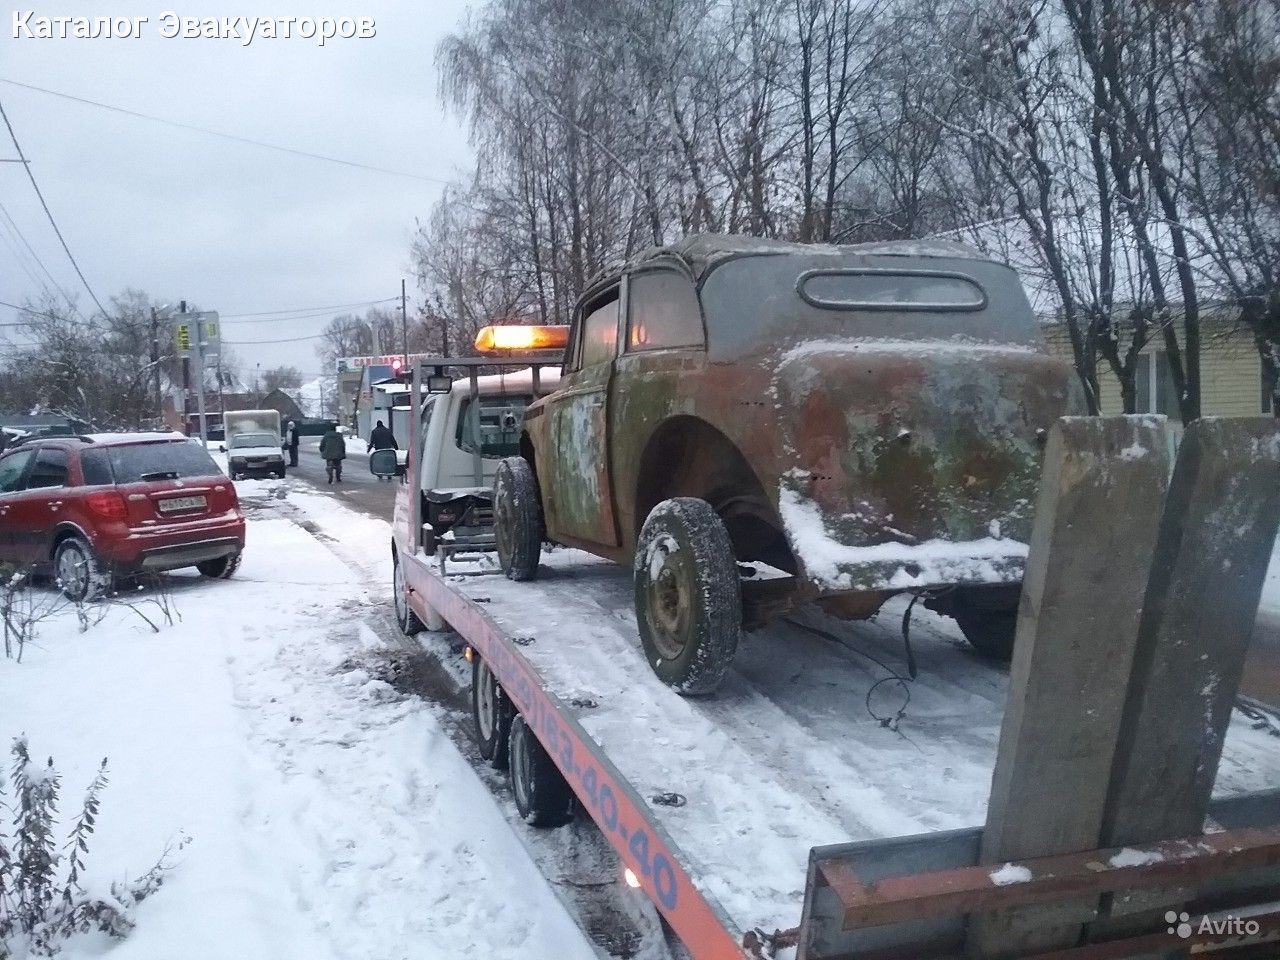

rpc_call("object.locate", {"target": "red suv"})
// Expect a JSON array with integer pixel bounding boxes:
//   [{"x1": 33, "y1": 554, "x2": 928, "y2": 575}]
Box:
[{"x1": 0, "y1": 433, "x2": 245, "y2": 600}]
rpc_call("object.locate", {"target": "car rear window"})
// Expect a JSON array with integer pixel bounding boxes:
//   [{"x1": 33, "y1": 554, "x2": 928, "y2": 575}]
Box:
[
  {"x1": 456, "y1": 394, "x2": 533, "y2": 459},
  {"x1": 798, "y1": 268, "x2": 987, "y2": 312},
  {"x1": 82, "y1": 441, "x2": 222, "y2": 484}
]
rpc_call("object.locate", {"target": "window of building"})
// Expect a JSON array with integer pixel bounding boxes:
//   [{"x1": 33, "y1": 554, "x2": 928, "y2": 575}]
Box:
[
  {"x1": 627, "y1": 271, "x2": 704, "y2": 352},
  {"x1": 1136, "y1": 351, "x2": 1180, "y2": 416}
]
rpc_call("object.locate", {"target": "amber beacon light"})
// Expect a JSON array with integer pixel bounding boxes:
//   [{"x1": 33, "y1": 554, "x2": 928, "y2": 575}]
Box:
[{"x1": 474, "y1": 324, "x2": 570, "y2": 353}]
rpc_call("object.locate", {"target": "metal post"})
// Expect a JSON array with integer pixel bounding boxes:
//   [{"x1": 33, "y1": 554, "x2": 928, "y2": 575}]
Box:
[
  {"x1": 401, "y1": 278, "x2": 409, "y2": 371},
  {"x1": 470, "y1": 368, "x2": 482, "y2": 486},
  {"x1": 150, "y1": 306, "x2": 161, "y2": 424},
  {"x1": 190, "y1": 308, "x2": 208, "y2": 446}
]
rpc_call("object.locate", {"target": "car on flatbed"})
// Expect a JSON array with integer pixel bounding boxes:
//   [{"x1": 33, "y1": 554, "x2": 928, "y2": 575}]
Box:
[
  {"x1": 0, "y1": 432, "x2": 245, "y2": 600},
  {"x1": 494, "y1": 233, "x2": 1082, "y2": 693}
]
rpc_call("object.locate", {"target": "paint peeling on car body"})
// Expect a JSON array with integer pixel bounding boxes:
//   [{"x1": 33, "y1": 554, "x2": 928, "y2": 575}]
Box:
[{"x1": 522, "y1": 233, "x2": 1083, "y2": 620}]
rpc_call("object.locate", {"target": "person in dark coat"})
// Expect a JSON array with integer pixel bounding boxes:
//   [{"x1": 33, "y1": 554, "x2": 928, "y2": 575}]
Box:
[
  {"x1": 319, "y1": 426, "x2": 346, "y2": 484},
  {"x1": 367, "y1": 420, "x2": 397, "y2": 482},
  {"x1": 368, "y1": 420, "x2": 397, "y2": 453},
  {"x1": 287, "y1": 420, "x2": 300, "y2": 467}
]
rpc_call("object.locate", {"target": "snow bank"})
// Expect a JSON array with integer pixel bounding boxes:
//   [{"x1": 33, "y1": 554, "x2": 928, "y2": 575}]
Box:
[{"x1": 2, "y1": 510, "x2": 595, "y2": 960}]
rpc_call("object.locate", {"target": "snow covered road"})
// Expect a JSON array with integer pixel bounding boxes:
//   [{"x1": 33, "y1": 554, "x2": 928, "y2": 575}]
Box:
[{"x1": 2, "y1": 491, "x2": 600, "y2": 960}]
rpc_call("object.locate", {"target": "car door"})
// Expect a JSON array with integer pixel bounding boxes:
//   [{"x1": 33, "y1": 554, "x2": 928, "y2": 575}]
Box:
[
  {"x1": 7, "y1": 445, "x2": 70, "y2": 564},
  {"x1": 0, "y1": 448, "x2": 36, "y2": 562},
  {"x1": 544, "y1": 284, "x2": 623, "y2": 547}
]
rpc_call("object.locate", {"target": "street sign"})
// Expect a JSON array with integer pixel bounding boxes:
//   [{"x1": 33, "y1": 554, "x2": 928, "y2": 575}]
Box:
[
  {"x1": 173, "y1": 312, "x2": 220, "y2": 358},
  {"x1": 175, "y1": 323, "x2": 191, "y2": 353}
]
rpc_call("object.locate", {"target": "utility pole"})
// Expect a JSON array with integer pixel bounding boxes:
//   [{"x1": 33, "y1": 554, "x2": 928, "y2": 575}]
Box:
[
  {"x1": 400, "y1": 277, "x2": 409, "y2": 371},
  {"x1": 149, "y1": 306, "x2": 161, "y2": 425},
  {"x1": 179, "y1": 300, "x2": 191, "y2": 436}
]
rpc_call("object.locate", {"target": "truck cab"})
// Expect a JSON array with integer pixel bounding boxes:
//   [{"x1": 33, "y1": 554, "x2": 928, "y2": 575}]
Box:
[{"x1": 382, "y1": 366, "x2": 561, "y2": 558}]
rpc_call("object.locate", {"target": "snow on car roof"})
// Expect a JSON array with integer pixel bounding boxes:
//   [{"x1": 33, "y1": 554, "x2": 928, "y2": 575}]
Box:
[
  {"x1": 80, "y1": 431, "x2": 190, "y2": 446},
  {"x1": 447, "y1": 366, "x2": 562, "y2": 396},
  {"x1": 589, "y1": 232, "x2": 991, "y2": 288}
]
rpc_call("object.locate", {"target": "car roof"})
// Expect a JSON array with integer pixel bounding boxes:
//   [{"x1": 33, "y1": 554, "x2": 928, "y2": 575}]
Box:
[{"x1": 584, "y1": 232, "x2": 993, "y2": 292}]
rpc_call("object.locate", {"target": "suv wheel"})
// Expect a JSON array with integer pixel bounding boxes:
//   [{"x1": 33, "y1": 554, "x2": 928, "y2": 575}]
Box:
[
  {"x1": 197, "y1": 552, "x2": 241, "y2": 580},
  {"x1": 634, "y1": 498, "x2": 741, "y2": 696},
  {"x1": 54, "y1": 537, "x2": 110, "y2": 602},
  {"x1": 494, "y1": 457, "x2": 541, "y2": 582}
]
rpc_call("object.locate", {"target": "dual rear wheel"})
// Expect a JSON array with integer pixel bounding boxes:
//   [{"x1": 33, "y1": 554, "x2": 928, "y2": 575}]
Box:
[{"x1": 471, "y1": 653, "x2": 573, "y2": 827}]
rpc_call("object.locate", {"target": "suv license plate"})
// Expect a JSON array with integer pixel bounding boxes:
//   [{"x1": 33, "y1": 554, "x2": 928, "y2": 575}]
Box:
[{"x1": 158, "y1": 495, "x2": 207, "y2": 513}]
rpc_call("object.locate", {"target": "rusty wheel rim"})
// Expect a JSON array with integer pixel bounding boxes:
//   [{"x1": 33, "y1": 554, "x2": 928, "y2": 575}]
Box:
[{"x1": 647, "y1": 538, "x2": 690, "y2": 661}]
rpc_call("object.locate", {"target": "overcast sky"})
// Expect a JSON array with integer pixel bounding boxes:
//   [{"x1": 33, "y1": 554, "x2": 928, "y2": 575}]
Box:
[{"x1": 0, "y1": 1, "x2": 474, "y2": 380}]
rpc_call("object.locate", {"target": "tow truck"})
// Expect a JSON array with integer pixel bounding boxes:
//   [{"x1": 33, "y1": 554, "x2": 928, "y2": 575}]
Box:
[{"x1": 387, "y1": 325, "x2": 1280, "y2": 959}]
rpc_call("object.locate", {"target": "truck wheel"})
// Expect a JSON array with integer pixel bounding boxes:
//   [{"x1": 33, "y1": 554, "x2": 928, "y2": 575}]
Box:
[
  {"x1": 634, "y1": 498, "x2": 741, "y2": 696},
  {"x1": 953, "y1": 591, "x2": 1018, "y2": 661},
  {"x1": 495, "y1": 457, "x2": 541, "y2": 582},
  {"x1": 393, "y1": 555, "x2": 425, "y2": 636},
  {"x1": 472, "y1": 656, "x2": 513, "y2": 769},
  {"x1": 54, "y1": 537, "x2": 110, "y2": 602},
  {"x1": 508, "y1": 714, "x2": 573, "y2": 827},
  {"x1": 197, "y1": 552, "x2": 241, "y2": 580}
]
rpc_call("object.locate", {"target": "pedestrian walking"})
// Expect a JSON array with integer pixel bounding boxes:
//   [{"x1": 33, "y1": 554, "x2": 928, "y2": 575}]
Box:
[
  {"x1": 319, "y1": 425, "x2": 346, "y2": 484},
  {"x1": 288, "y1": 420, "x2": 300, "y2": 467},
  {"x1": 367, "y1": 419, "x2": 398, "y2": 482}
]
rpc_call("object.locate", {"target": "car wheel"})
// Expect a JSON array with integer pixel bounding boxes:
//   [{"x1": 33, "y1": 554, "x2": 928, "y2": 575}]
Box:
[
  {"x1": 634, "y1": 498, "x2": 741, "y2": 696},
  {"x1": 508, "y1": 714, "x2": 573, "y2": 827},
  {"x1": 54, "y1": 537, "x2": 110, "y2": 602},
  {"x1": 472, "y1": 655, "x2": 513, "y2": 769},
  {"x1": 953, "y1": 597, "x2": 1018, "y2": 661},
  {"x1": 197, "y1": 552, "x2": 241, "y2": 580},
  {"x1": 393, "y1": 554, "x2": 425, "y2": 635},
  {"x1": 494, "y1": 457, "x2": 541, "y2": 582}
]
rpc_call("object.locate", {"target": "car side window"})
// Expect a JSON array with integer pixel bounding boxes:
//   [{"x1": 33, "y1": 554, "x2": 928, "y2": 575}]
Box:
[
  {"x1": 577, "y1": 292, "x2": 620, "y2": 369},
  {"x1": 27, "y1": 448, "x2": 69, "y2": 489},
  {"x1": 80, "y1": 449, "x2": 114, "y2": 486},
  {"x1": 627, "y1": 270, "x2": 704, "y2": 351},
  {"x1": 0, "y1": 450, "x2": 35, "y2": 493}
]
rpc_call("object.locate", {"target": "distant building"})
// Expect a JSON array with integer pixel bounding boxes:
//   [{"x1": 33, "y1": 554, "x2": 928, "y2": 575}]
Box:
[{"x1": 259, "y1": 388, "x2": 304, "y2": 423}]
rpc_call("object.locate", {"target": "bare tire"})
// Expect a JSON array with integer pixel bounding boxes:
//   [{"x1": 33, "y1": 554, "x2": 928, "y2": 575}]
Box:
[
  {"x1": 54, "y1": 537, "x2": 110, "y2": 602},
  {"x1": 472, "y1": 656, "x2": 513, "y2": 769},
  {"x1": 494, "y1": 457, "x2": 541, "y2": 582},
  {"x1": 953, "y1": 590, "x2": 1018, "y2": 661},
  {"x1": 634, "y1": 498, "x2": 741, "y2": 696},
  {"x1": 393, "y1": 554, "x2": 425, "y2": 636},
  {"x1": 508, "y1": 714, "x2": 573, "y2": 827},
  {"x1": 197, "y1": 552, "x2": 241, "y2": 579}
]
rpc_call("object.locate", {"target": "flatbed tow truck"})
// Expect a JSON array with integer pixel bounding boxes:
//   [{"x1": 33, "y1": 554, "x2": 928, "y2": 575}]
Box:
[{"x1": 389, "y1": 351, "x2": 1280, "y2": 960}]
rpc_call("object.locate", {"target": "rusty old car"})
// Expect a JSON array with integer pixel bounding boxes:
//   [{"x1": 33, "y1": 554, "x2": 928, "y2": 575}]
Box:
[{"x1": 493, "y1": 234, "x2": 1081, "y2": 694}]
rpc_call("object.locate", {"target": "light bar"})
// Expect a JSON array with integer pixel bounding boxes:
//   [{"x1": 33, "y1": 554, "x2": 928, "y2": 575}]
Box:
[{"x1": 474, "y1": 324, "x2": 569, "y2": 353}]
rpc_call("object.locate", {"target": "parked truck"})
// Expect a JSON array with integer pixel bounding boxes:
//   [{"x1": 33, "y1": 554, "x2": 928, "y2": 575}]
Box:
[{"x1": 221, "y1": 409, "x2": 286, "y2": 480}]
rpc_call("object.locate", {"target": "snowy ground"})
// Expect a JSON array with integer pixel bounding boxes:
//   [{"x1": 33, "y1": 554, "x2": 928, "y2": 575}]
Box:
[{"x1": 1, "y1": 482, "x2": 602, "y2": 960}]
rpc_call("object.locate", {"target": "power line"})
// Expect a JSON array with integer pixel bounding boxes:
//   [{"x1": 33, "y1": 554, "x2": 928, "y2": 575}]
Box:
[
  {"x1": 0, "y1": 95, "x2": 108, "y2": 317},
  {"x1": 0, "y1": 198, "x2": 79, "y2": 311},
  {"x1": 219, "y1": 297, "x2": 396, "y2": 322},
  {"x1": 0, "y1": 299, "x2": 62, "y2": 325},
  {"x1": 222, "y1": 332, "x2": 326, "y2": 345},
  {"x1": 0, "y1": 78, "x2": 454, "y2": 186}
]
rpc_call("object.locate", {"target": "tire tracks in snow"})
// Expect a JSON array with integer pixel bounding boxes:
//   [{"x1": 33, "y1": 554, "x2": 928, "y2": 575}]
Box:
[{"x1": 257, "y1": 490, "x2": 675, "y2": 960}]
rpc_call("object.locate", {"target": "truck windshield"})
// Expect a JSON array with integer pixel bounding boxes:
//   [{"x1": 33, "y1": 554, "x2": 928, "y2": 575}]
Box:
[
  {"x1": 456, "y1": 394, "x2": 533, "y2": 459},
  {"x1": 83, "y1": 442, "x2": 221, "y2": 483},
  {"x1": 229, "y1": 433, "x2": 278, "y2": 448}
]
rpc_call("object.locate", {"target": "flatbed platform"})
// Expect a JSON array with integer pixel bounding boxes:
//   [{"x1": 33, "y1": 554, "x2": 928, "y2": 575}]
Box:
[{"x1": 404, "y1": 545, "x2": 1280, "y2": 952}]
